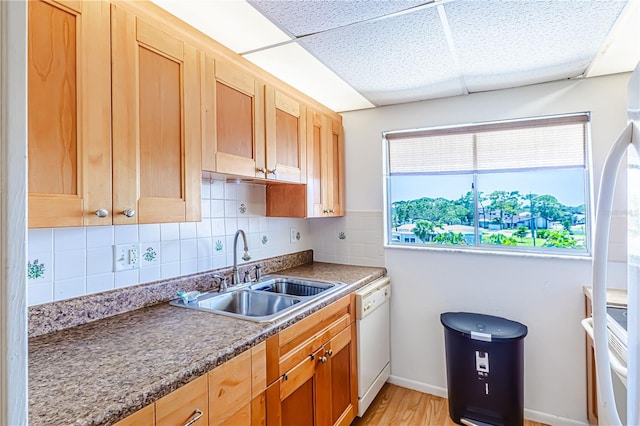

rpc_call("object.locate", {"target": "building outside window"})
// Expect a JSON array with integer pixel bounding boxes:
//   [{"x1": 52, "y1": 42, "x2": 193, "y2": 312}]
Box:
[{"x1": 383, "y1": 113, "x2": 591, "y2": 255}]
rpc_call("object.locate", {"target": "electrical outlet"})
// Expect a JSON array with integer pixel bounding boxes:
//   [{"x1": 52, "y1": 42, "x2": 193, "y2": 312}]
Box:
[
  {"x1": 290, "y1": 228, "x2": 300, "y2": 243},
  {"x1": 113, "y1": 244, "x2": 140, "y2": 271}
]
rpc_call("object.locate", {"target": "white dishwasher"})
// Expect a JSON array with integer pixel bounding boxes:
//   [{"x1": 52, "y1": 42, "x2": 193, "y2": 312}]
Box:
[{"x1": 355, "y1": 276, "x2": 391, "y2": 417}]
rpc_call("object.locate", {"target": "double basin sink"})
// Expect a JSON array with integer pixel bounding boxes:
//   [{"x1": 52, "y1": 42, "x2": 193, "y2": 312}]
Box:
[{"x1": 169, "y1": 275, "x2": 346, "y2": 322}]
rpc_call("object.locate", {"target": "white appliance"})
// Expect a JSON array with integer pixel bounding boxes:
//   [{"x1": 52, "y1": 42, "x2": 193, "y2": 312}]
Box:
[
  {"x1": 586, "y1": 61, "x2": 640, "y2": 425},
  {"x1": 355, "y1": 277, "x2": 391, "y2": 417}
]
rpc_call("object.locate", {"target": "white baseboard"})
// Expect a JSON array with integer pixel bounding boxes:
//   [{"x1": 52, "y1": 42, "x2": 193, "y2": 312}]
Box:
[
  {"x1": 523, "y1": 409, "x2": 589, "y2": 426},
  {"x1": 387, "y1": 375, "x2": 448, "y2": 399},
  {"x1": 387, "y1": 375, "x2": 589, "y2": 426}
]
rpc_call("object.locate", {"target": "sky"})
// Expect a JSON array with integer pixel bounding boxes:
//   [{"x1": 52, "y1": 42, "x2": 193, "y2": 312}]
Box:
[{"x1": 389, "y1": 168, "x2": 587, "y2": 207}]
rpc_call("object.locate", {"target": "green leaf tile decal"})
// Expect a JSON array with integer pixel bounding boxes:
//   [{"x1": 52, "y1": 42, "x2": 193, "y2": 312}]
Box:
[
  {"x1": 215, "y1": 240, "x2": 223, "y2": 251},
  {"x1": 28, "y1": 259, "x2": 46, "y2": 280},
  {"x1": 143, "y1": 247, "x2": 157, "y2": 262}
]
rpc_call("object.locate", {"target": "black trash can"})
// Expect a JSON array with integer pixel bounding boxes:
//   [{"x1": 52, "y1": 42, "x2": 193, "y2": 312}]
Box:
[{"x1": 441, "y1": 312, "x2": 528, "y2": 426}]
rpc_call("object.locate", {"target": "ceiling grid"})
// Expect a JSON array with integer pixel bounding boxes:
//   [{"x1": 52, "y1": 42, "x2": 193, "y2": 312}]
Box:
[{"x1": 152, "y1": 0, "x2": 639, "y2": 111}]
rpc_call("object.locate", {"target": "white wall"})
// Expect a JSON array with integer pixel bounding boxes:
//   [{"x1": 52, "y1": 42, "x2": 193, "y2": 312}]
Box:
[{"x1": 340, "y1": 73, "x2": 632, "y2": 424}]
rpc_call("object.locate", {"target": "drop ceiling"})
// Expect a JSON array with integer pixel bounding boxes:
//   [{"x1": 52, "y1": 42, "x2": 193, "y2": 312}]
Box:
[{"x1": 152, "y1": 0, "x2": 640, "y2": 112}]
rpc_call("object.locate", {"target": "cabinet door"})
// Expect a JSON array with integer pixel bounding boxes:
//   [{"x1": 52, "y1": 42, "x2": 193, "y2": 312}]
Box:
[
  {"x1": 209, "y1": 349, "x2": 252, "y2": 426},
  {"x1": 319, "y1": 324, "x2": 357, "y2": 426},
  {"x1": 28, "y1": 0, "x2": 111, "y2": 228},
  {"x1": 325, "y1": 117, "x2": 345, "y2": 217},
  {"x1": 111, "y1": 4, "x2": 201, "y2": 225},
  {"x1": 156, "y1": 375, "x2": 208, "y2": 426},
  {"x1": 202, "y1": 58, "x2": 265, "y2": 178},
  {"x1": 280, "y1": 349, "x2": 323, "y2": 426},
  {"x1": 265, "y1": 88, "x2": 307, "y2": 183},
  {"x1": 306, "y1": 110, "x2": 326, "y2": 217}
]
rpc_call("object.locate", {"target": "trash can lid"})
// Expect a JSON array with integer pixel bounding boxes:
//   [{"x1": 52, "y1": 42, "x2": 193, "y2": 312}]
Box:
[{"x1": 440, "y1": 312, "x2": 528, "y2": 342}]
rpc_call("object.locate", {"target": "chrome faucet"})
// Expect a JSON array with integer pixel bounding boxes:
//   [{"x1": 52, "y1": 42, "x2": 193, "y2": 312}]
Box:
[{"x1": 232, "y1": 229, "x2": 251, "y2": 285}]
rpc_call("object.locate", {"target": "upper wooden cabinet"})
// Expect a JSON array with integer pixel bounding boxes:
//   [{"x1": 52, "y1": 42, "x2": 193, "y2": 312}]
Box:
[
  {"x1": 201, "y1": 58, "x2": 307, "y2": 184},
  {"x1": 325, "y1": 116, "x2": 345, "y2": 217},
  {"x1": 111, "y1": 3, "x2": 201, "y2": 225},
  {"x1": 28, "y1": 0, "x2": 202, "y2": 228},
  {"x1": 309, "y1": 112, "x2": 346, "y2": 217},
  {"x1": 28, "y1": 0, "x2": 112, "y2": 228},
  {"x1": 264, "y1": 88, "x2": 307, "y2": 183},
  {"x1": 266, "y1": 109, "x2": 344, "y2": 218},
  {"x1": 202, "y1": 57, "x2": 266, "y2": 179}
]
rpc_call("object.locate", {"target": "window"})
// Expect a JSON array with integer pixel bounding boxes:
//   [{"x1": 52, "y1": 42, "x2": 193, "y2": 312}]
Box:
[{"x1": 384, "y1": 113, "x2": 591, "y2": 255}]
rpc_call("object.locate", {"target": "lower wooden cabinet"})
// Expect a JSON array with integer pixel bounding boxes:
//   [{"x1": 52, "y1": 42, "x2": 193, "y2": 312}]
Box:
[
  {"x1": 265, "y1": 295, "x2": 357, "y2": 426},
  {"x1": 115, "y1": 343, "x2": 265, "y2": 426},
  {"x1": 208, "y1": 348, "x2": 252, "y2": 426},
  {"x1": 267, "y1": 324, "x2": 357, "y2": 426},
  {"x1": 584, "y1": 295, "x2": 598, "y2": 425},
  {"x1": 322, "y1": 325, "x2": 358, "y2": 426}
]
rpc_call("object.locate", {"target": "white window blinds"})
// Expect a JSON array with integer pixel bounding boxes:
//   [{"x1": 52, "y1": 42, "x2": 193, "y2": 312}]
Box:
[{"x1": 386, "y1": 114, "x2": 588, "y2": 174}]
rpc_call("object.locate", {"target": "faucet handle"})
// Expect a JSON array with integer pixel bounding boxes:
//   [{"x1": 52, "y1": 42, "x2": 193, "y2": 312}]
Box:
[
  {"x1": 243, "y1": 270, "x2": 251, "y2": 283},
  {"x1": 255, "y1": 264, "x2": 262, "y2": 281},
  {"x1": 213, "y1": 274, "x2": 228, "y2": 292}
]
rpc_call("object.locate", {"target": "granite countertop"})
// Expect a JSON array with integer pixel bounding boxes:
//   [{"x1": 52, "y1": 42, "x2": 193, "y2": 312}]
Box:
[
  {"x1": 582, "y1": 285, "x2": 627, "y2": 306},
  {"x1": 29, "y1": 262, "x2": 386, "y2": 426}
]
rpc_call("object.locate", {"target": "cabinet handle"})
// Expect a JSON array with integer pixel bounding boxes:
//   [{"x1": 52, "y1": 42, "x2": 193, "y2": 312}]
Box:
[
  {"x1": 323, "y1": 209, "x2": 329, "y2": 214},
  {"x1": 95, "y1": 209, "x2": 108, "y2": 218},
  {"x1": 283, "y1": 373, "x2": 288, "y2": 381},
  {"x1": 329, "y1": 209, "x2": 335, "y2": 214},
  {"x1": 183, "y1": 408, "x2": 203, "y2": 426},
  {"x1": 326, "y1": 349, "x2": 333, "y2": 356},
  {"x1": 319, "y1": 356, "x2": 327, "y2": 364},
  {"x1": 268, "y1": 168, "x2": 277, "y2": 175},
  {"x1": 122, "y1": 209, "x2": 136, "y2": 218},
  {"x1": 256, "y1": 167, "x2": 266, "y2": 174}
]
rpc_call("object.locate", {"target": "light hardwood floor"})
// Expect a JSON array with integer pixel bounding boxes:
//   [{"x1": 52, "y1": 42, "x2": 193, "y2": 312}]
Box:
[{"x1": 351, "y1": 384, "x2": 548, "y2": 426}]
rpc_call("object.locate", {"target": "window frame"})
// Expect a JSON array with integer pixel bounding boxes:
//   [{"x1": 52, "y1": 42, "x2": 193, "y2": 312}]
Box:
[{"x1": 382, "y1": 112, "x2": 594, "y2": 257}]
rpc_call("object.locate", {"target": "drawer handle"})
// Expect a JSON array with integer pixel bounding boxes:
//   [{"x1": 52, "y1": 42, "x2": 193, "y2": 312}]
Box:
[
  {"x1": 95, "y1": 209, "x2": 108, "y2": 218},
  {"x1": 319, "y1": 356, "x2": 328, "y2": 364},
  {"x1": 326, "y1": 349, "x2": 333, "y2": 356},
  {"x1": 183, "y1": 408, "x2": 203, "y2": 426}
]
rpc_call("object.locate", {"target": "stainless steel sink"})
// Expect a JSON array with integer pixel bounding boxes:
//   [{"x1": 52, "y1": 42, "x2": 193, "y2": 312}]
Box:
[
  {"x1": 169, "y1": 275, "x2": 346, "y2": 322},
  {"x1": 248, "y1": 276, "x2": 340, "y2": 297}
]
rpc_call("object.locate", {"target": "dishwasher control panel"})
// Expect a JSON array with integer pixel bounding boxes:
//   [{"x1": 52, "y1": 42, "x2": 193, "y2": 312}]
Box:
[{"x1": 355, "y1": 277, "x2": 391, "y2": 320}]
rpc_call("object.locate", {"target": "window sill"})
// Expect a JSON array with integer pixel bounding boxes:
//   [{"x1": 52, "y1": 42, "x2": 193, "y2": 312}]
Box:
[{"x1": 384, "y1": 242, "x2": 593, "y2": 261}]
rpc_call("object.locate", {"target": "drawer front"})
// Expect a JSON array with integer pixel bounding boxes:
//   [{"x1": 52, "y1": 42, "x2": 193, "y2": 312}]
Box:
[{"x1": 156, "y1": 375, "x2": 208, "y2": 426}]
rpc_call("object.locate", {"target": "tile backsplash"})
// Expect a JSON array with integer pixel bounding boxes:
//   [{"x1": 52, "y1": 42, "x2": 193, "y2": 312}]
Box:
[
  {"x1": 310, "y1": 211, "x2": 385, "y2": 267},
  {"x1": 27, "y1": 177, "x2": 311, "y2": 306}
]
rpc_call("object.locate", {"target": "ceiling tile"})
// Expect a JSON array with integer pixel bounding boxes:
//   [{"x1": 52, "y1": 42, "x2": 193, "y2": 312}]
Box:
[
  {"x1": 445, "y1": 0, "x2": 628, "y2": 92},
  {"x1": 244, "y1": 43, "x2": 375, "y2": 112},
  {"x1": 249, "y1": 0, "x2": 428, "y2": 36},
  {"x1": 299, "y1": 7, "x2": 465, "y2": 105}
]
